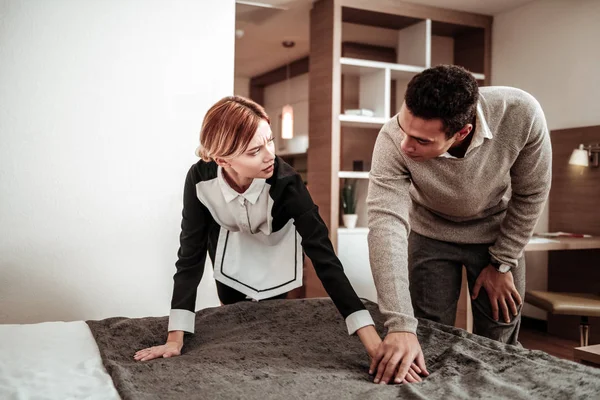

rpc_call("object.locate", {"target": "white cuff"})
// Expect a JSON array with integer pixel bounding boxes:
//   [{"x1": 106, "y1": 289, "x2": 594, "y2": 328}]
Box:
[
  {"x1": 345, "y1": 309, "x2": 375, "y2": 335},
  {"x1": 168, "y1": 309, "x2": 196, "y2": 334}
]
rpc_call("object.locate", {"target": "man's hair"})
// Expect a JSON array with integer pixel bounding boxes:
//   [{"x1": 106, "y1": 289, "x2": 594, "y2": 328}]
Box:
[
  {"x1": 196, "y1": 96, "x2": 270, "y2": 161},
  {"x1": 404, "y1": 65, "x2": 479, "y2": 139}
]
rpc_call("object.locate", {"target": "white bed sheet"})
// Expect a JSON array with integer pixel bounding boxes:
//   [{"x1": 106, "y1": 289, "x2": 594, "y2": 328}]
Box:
[{"x1": 0, "y1": 320, "x2": 120, "y2": 400}]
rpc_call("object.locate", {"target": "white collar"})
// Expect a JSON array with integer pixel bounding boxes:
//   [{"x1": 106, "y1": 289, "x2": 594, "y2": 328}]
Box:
[
  {"x1": 217, "y1": 166, "x2": 266, "y2": 204},
  {"x1": 439, "y1": 102, "x2": 493, "y2": 159}
]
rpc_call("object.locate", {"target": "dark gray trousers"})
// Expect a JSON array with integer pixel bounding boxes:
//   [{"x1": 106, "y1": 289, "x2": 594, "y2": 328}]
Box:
[{"x1": 408, "y1": 232, "x2": 526, "y2": 345}]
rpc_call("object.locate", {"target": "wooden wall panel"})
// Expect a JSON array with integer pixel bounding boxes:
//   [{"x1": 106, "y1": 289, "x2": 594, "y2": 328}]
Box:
[
  {"x1": 454, "y1": 29, "x2": 485, "y2": 75},
  {"x1": 305, "y1": 0, "x2": 341, "y2": 298},
  {"x1": 547, "y1": 126, "x2": 600, "y2": 342},
  {"x1": 309, "y1": 0, "x2": 341, "y2": 235},
  {"x1": 340, "y1": 127, "x2": 379, "y2": 171}
]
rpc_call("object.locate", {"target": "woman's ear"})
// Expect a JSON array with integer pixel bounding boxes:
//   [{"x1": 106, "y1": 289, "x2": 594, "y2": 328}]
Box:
[{"x1": 214, "y1": 157, "x2": 231, "y2": 168}]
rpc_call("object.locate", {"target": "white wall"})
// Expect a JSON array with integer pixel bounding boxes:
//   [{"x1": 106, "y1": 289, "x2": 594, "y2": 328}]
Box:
[
  {"x1": 234, "y1": 76, "x2": 250, "y2": 98},
  {"x1": 492, "y1": 0, "x2": 600, "y2": 319},
  {"x1": 0, "y1": 0, "x2": 235, "y2": 324}
]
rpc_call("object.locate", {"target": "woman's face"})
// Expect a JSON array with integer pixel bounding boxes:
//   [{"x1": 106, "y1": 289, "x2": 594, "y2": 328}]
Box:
[{"x1": 226, "y1": 119, "x2": 276, "y2": 179}]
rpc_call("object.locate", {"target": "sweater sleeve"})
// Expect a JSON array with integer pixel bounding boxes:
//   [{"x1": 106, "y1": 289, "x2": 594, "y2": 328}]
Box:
[
  {"x1": 284, "y1": 174, "x2": 374, "y2": 335},
  {"x1": 367, "y1": 129, "x2": 418, "y2": 334},
  {"x1": 168, "y1": 166, "x2": 214, "y2": 334},
  {"x1": 488, "y1": 100, "x2": 552, "y2": 268}
]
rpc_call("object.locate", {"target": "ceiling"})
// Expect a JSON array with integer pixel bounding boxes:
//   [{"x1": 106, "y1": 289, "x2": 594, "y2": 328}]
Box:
[{"x1": 234, "y1": 0, "x2": 535, "y2": 78}]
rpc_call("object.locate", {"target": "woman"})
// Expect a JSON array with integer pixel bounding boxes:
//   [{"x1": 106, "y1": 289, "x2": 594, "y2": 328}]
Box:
[{"x1": 133, "y1": 96, "x2": 384, "y2": 373}]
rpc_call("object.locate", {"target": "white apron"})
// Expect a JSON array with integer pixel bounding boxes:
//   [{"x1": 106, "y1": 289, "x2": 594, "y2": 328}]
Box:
[{"x1": 213, "y1": 219, "x2": 303, "y2": 300}]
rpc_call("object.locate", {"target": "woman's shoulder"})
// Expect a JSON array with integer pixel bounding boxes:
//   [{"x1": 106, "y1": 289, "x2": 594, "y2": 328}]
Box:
[
  {"x1": 268, "y1": 156, "x2": 302, "y2": 187},
  {"x1": 187, "y1": 159, "x2": 218, "y2": 183},
  {"x1": 268, "y1": 156, "x2": 313, "y2": 209}
]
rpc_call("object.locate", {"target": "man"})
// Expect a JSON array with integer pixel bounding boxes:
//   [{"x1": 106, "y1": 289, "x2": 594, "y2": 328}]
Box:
[{"x1": 366, "y1": 65, "x2": 551, "y2": 385}]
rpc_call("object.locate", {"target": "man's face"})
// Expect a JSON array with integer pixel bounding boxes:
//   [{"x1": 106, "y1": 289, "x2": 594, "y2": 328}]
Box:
[{"x1": 397, "y1": 102, "x2": 461, "y2": 161}]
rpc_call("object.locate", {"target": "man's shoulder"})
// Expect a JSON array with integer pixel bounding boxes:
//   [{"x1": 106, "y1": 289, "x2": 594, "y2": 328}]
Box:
[{"x1": 480, "y1": 86, "x2": 542, "y2": 115}]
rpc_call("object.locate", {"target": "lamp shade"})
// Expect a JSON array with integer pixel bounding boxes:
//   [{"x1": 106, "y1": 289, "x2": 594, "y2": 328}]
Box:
[
  {"x1": 569, "y1": 145, "x2": 589, "y2": 167},
  {"x1": 281, "y1": 104, "x2": 294, "y2": 139}
]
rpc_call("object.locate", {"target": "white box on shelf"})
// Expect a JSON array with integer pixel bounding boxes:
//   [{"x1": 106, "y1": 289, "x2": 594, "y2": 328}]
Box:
[{"x1": 338, "y1": 171, "x2": 369, "y2": 179}]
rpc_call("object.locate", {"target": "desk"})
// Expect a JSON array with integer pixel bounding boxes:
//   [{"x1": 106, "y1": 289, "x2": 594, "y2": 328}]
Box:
[
  {"x1": 574, "y1": 344, "x2": 600, "y2": 366},
  {"x1": 525, "y1": 237, "x2": 600, "y2": 252},
  {"x1": 456, "y1": 236, "x2": 600, "y2": 332}
]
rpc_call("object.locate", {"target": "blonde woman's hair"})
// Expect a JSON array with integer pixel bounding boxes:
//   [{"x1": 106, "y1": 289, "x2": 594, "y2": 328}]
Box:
[{"x1": 196, "y1": 96, "x2": 270, "y2": 161}]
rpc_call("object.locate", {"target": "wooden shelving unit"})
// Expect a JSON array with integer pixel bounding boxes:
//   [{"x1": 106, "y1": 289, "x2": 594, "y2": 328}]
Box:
[
  {"x1": 305, "y1": 0, "x2": 492, "y2": 300},
  {"x1": 309, "y1": 0, "x2": 492, "y2": 243}
]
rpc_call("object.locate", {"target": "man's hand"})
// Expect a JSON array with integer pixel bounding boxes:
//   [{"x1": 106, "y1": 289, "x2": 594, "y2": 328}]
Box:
[
  {"x1": 472, "y1": 265, "x2": 522, "y2": 323},
  {"x1": 370, "y1": 332, "x2": 429, "y2": 385}
]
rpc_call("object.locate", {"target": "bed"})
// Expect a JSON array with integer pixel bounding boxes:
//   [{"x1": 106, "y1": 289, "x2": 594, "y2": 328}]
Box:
[{"x1": 2, "y1": 299, "x2": 599, "y2": 399}]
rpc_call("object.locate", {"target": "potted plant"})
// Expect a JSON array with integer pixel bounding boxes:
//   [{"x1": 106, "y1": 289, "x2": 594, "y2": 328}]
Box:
[{"x1": 341, "y1": 179, "x2": 358, "y2": 229}]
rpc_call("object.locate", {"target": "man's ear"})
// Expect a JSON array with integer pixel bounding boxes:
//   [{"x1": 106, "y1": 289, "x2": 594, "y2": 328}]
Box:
[
  {"x1": 455, "y1": 124, "x2": 473, "y2": 142},
  {"x1": 214, "y1": 157, "x2": 231, "y2": 168}
]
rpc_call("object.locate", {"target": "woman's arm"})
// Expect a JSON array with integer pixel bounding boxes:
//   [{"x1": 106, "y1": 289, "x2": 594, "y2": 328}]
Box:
[
  {"x1": 134, "y1": 165, "x2": 214, "y2": 361},
  {"x1": 282, "y1": 172, "x2": 376, "y2": 337},
  {"x1": 168, "y1": 166, "x2": 214, "y2": 334}
]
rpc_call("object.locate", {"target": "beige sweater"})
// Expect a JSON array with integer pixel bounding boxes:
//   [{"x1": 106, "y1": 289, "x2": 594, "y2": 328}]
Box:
[{"x1": 367, "y1": 86, "x2": 552, "y2": 334}]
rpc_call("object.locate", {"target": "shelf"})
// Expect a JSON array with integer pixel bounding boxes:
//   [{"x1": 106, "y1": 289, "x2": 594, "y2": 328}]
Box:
[
  {"x1": 340, "y1": 57, "x2": 485, "y2": 81},
  {"x1": 339, "y1": 114, "x2": 387, "y2": 128},
  {"x1": 278, "y1": 152, "x2": 307, "y2": 157},
  {"x1": 339, "y1": 171, "x2": 369, "y2": 179},
  {"x1": 338, "y1": 227, "x2": 369, "y2": 234},
  {"x1": 341, "y1": 57, "x2": 425, "y2": 80}
]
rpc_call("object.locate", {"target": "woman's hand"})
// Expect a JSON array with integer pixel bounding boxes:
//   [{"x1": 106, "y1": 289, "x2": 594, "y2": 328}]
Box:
[
  {"x1": 134, "y1": 331, "x2": 184, "y2": 362},
  {"x1": 356, "y1": 325, "x2": 382, "y2": 359}
]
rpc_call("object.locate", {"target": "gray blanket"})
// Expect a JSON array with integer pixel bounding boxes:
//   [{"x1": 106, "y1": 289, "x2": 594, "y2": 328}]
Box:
[{"x1": 87, "y1": 299, "x2": 600, "y2": 400}]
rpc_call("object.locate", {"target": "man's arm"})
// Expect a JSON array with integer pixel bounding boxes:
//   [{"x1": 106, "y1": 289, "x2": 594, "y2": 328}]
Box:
[
  {"x1": 367, "y1": 129, "x2": 416, "y2": 334},
  {"x1": 367, "y1": 128, "x2": 428, "y2": 384},
  {"x1": 488, "y1": 98, "x2": 552, "y2": 268}
]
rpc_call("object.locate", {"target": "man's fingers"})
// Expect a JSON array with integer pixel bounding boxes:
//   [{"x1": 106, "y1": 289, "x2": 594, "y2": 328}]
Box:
[
  {"x1": 374, "y1": 352, "x2": 392, "y2": 384},
  {"x1": 416, "y1": 352, "x2": 429, "y2": 376},
  {"x1": 491, "y1": 298, "x2": 500, "y2": 321},
  {"x1": 394, "y1": 357, "x2": 413, "y2": 385},
  {"x1": 507, "y1": 295, "x2": 518, "y2": 317},
  {"x1": 380, "y1": 354, "x2": 402, "y2": 384},
  {"x1": 513, "y1": 288, "x2": 523, "y2": 307},
  {"x1": 500, "y1": 297, "x2": 511, "y2": 323}
]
